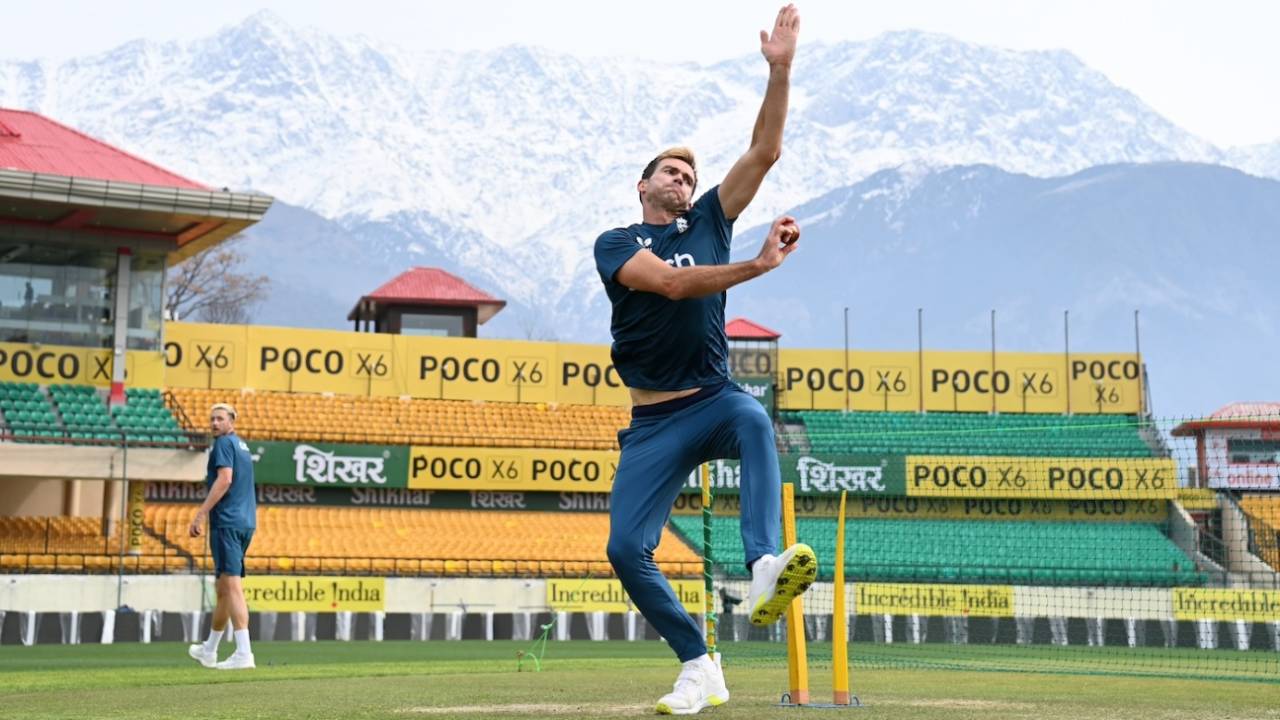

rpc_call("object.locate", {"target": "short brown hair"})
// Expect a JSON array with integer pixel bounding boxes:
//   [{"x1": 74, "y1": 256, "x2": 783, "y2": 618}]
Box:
[{"x1": 641, "y1": 147, "x2": 697, "y2": 193}]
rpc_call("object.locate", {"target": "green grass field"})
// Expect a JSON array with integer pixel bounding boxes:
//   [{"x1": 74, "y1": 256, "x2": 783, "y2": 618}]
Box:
[{"x1": 2, "y1": 641, "x2": 1278, "y2": 720}]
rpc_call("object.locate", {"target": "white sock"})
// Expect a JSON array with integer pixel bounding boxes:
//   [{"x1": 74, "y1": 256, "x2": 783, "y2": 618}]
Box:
[
  {"x1": 202, "y1": 628, "x2": 223, "y2": 651},
  {"x1": 233, "y1": 628, "x2": 252, "y2": 656}
]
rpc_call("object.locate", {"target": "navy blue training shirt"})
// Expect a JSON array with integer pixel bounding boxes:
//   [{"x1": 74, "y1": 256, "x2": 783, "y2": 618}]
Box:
[
  {"x1": 206, "y1": 433, "x2": 257, "y2": 529},
  {"x1": 595, "y1": 185, "x2": 734, "y2": 391}
]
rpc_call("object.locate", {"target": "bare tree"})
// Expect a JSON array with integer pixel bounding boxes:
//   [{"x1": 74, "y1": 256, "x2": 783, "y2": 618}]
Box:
[
  {"x1": 515, "y1": 305, "x2": 558, "y2": 341},
  {"x1": 166, "y1": 236, "x2": 269, "y2": 323}
]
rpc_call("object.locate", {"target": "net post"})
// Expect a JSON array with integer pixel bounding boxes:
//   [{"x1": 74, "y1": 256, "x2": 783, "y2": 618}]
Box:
[{"x1": 832, "y1": 490, "x2": 851, "y2": 705}]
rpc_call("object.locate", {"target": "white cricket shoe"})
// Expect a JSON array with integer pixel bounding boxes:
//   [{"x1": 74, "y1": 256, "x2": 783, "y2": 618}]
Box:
[
  {"x1": 187, "y1": 643, "x2": 217, "y2": 668},
  {"x1": 655, "y1": 654, "x2": 728, "y2": 715},
  {"x1": 746, "y1": 543, "x2": 818, "y2": 626},
  {"x1": 215, "y1": 652, "x2": 256, "y2": 670}
]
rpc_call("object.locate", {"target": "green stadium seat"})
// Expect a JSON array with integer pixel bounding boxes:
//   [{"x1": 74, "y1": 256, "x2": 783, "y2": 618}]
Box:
[
  {"x1": 668, "y1": 515, "x2": 1202, "y2": 589},
  {"x1": 793, "y1": 411, "x2": 1157, "y2": 458}
]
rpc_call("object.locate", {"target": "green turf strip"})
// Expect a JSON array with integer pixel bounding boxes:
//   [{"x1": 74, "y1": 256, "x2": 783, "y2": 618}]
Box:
[{"x1": 1, "y1": 641, "x2": 1277, "y2": 720}]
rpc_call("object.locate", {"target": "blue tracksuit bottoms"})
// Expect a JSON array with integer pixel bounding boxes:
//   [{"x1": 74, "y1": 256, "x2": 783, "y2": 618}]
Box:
[{"x1": 606, "y1": 382, "x2": 782, "y2": 662}]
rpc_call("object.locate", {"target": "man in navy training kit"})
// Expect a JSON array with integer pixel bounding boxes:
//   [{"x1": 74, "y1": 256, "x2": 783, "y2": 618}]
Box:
[
  {"x1": 187, "y1": 403, "x2": 258, "y2": 670},
  {"x1": 595, "y1": 4, "x2": 814, "y2": 714}
]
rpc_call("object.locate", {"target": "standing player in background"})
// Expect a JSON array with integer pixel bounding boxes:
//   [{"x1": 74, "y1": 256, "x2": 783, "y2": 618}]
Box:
[
  {"x1": 187, "y1": 403, "x2": 258, "y2": 670},
  {"x1": 594, "y1": 5, "x2": 815, "y2": 714}
]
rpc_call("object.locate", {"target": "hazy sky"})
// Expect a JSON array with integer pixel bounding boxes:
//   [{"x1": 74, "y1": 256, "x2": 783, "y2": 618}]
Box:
[{"x1": 5, "y1": 0, "x2": 1277, "y2": 148}]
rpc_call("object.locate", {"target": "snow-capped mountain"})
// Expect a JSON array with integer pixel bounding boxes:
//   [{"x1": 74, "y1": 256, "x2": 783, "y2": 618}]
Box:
[
  {"x1": 0, "y1": 10, "x2": 1234, "y2": 324},
  {"x1": 1227, "y1": 139, "x2": 1280, "y2": 181},
  {"x1": 727, "y1": 161, "x2": 1280, "y2": 419},
  {"x1": 239, "y1": 160, "x2": 1280, "y2": 420}
]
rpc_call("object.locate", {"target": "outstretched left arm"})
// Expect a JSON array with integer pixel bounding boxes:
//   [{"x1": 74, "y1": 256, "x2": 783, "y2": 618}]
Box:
[{"x1": 719, "y1": 4, "x2": 801, "y2": 220}]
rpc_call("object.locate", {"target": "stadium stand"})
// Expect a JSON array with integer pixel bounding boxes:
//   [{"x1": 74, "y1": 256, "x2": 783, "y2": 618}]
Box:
[
  {"x1": 111, "y1": 388, "x2": 189, "y2": 443},
  {"x1": 1240, "y1": 494, "x2": 1280, "y2": 571},
  {"x1": 48, "y1": 384, "x2": 116, "y2": 441},
  {"x1": 0, "y1": 381, "x2": 63, "y2": 442},
  {"x1": 670, "y1": 515, "x2": 1207, "y2": 586},
  {"x1": 1242, "y1": 494, "x2": 1280, "y2": 526},
  {"x1": 0, "y1": 382, "x2": 188, "y2": 444},
  {"x1": 788, "y1": 411, "x2": 1156, "y2": 457},
  {"x1": 166, "y1": 388, "x2": 629, "y2": 449},
  {"x1": 0, "y1": 515, "x2": 189, "y2": 573},
  {"x1": 141, "y1": 504, "x2": 700, "y2": 578},
  {"x1": 2, "y1": 505, "x2": 701, "y2": 578}
]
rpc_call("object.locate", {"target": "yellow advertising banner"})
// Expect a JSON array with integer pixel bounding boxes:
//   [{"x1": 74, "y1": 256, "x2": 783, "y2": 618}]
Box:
[
  {"x1": 163, "y1": 323, "x2": 1141, "y2": 414},
  {"x1": 408, "y1": 446, "x2": 619, "y2": 491},
  {"x1": 774, "y1": 349, "x2": 1140, "y2": 414},
  {"x1": 241, "y1": 577, "x2": 386, "y2": 612},
  {"x1": 921, "y1": 351, "x2": 1069, "y2": 415},
  {"x1": 547, "y1": 578, "x2": 703, "y2": 613},
  {"x1": 1172, "y1": 588, "x2": 1280, "y2": 622},
  {"x1": 401, "y1": 335, "x2": 559, "y2": 404},
  {"x1": 906, "y1": 456, "x2": 1177, "y2": 499},
  {"x1": 166, "y1": 323, "x2": 614, "y2": 405},
  {"x1": 776, "y1": 349, "x2": 919, "y2": 412},
  {"x1": 1066, "y1": 353, "x2": 1145, "y2": 415},
  {"x1": 553, "y1": 342, "x2": 630, "y2": 407},
  {"x1": 126, "y1": 481, "x2": 146, "y2": 556},
  {"x1": 856, "y1": 583, "x2": 1014, "y2": 617},
  {"x1": 162, "y1": 322, "x2": 250, "y2": 390},
  {"x1": 0, "y1": 341, "x2": 163, "y2": 388},
  {"x1": 245, "y1": 325, "x2": 406, "y2": 397}
]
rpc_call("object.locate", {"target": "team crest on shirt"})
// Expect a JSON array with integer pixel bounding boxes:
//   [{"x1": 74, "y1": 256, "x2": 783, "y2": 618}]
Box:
[
  {"x1": 675, "y1": 217, "x2": 688, "y2": 233},
  {"x1": 636, "y1": 236, "x2": 653, "y2": 248}
]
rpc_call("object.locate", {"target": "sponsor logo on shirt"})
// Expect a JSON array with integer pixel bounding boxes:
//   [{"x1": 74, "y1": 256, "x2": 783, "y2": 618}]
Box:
[{"x1": 635, "y1": 236, "x2": 696, "y2": 268}]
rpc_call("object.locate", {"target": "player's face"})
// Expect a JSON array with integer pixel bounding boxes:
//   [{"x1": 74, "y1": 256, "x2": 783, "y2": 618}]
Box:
[
  {"x1": 642, "y1": 159, "x2": 695, "y2": 212},
  {"x1": 210, "y1": 410, "x2": 232, "y2": 436}
]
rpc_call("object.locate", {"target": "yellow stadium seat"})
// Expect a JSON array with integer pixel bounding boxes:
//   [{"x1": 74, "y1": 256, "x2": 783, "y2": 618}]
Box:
[
  {"x1": 131, "y1": 502, "x2": 697, "y2": 581},
  {"x1": 0, "y1": 554, "x2": 27, "y2": 572},
  {"x1": 163, "y1": 388, "x2": 629, "y2": 449},
  {"x1": 56, "y1": 554, "x2": 85, "y2": 572},
  {"x1": 320, "y1": 558, "x2": 346, "y2": 574},
  {"x1": 28, "y1": 554, "x2": 58, "y2": 571}
]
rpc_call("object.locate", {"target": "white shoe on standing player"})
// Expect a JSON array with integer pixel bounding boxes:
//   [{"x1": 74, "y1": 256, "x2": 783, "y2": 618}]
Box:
[{"x1": 655, "y1": 654, "x2": 729, "y2": 715}]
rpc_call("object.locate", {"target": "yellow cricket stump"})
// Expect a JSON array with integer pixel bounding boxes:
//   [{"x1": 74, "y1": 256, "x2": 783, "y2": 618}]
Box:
[
  {"x1": 832, "y1": 490, "x2": 851, "y2": 705},
  {"x1": 782, "y1": 482, "x2": 810, "y2": 705}
]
